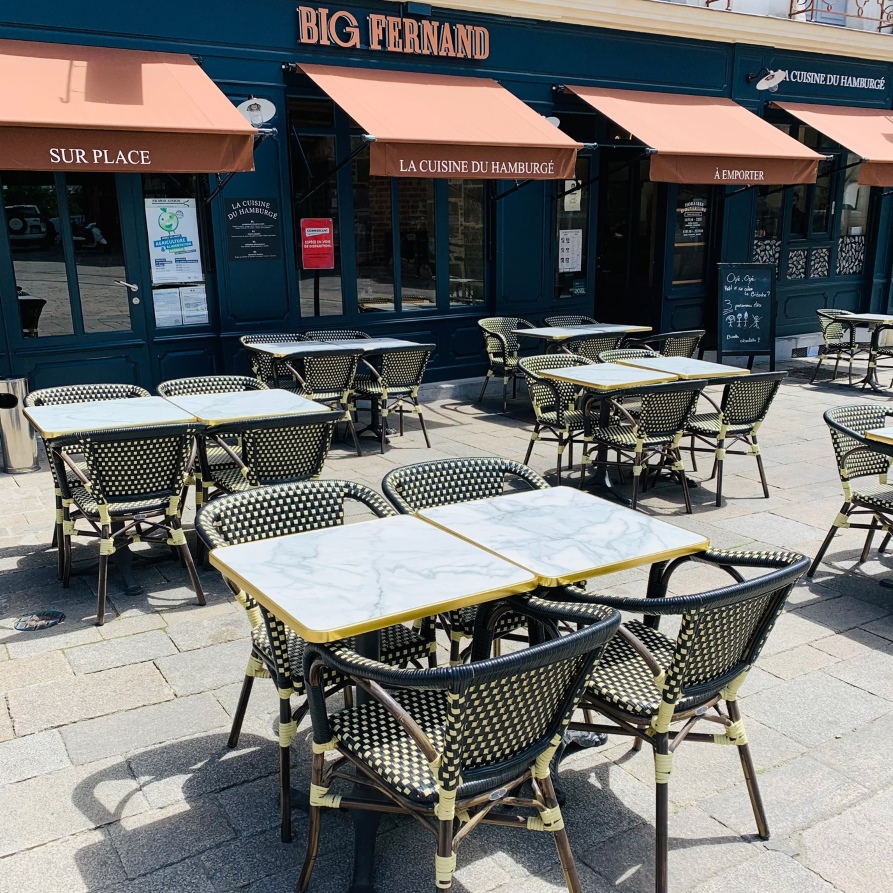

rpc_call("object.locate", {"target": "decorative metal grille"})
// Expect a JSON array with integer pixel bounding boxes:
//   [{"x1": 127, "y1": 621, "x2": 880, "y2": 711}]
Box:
[
  {"x1": 837, "y1": 235, "x2": 866, "y2": 276},
  {"x1": 787, "y1": 249, "x2": 807, "y2": 280},
  {"x1": 809, "y1": 247, "x2": 830, "y2": 279}
]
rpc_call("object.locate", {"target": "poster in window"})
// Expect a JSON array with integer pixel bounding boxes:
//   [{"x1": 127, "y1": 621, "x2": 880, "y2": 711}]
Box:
[
  {"x1": 300, "y1": 218, "x2": 336, "y2": 270},
  {"x1": 564, "y1": 181, "x2": 582, "y2": 212},
  {"x1": 226, "y1": 198, "x2": 283, "y2": 261},
  {"x1": 678, "y1": 198, "x2": 707, "y2": 243},
  {"x1": 145, "y1": 199, "x2": 203, "y2": 284},
  {"x1": 558, "y1": 229, "x2": 583, "y2": 273},
  {"x1": 180, "y1": 285, "x2": 209, "y2": 325},
  {"x1": 152, "y1": 288, "x2": 184, "y2": 328}
]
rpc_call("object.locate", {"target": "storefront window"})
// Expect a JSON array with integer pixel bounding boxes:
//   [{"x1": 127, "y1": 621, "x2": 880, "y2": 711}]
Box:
[
  {"x1": 2, "y1": 172, "x2": 74, "y2": 337},
  {"x1": 839, "y1": 154, "x2": 869, "y2": 276},
  {"x1": 353, "y1": 140, "x2": 395, "y2": 312},
  {"x1": 754, "y1": 186, "x2": 783, "y2": 267},
  {"x1": 672, "y1": 185, "x2": 709, "y2": 286},
  {"x1": 397, "y1": 179, "x2": 436, "y2": 311},
  {"x1": 555, "y1": 158, "x2": 589, "y2": 300},
  {"x1": 449, "y1": 180, "x2": 484, "y2": 306}
]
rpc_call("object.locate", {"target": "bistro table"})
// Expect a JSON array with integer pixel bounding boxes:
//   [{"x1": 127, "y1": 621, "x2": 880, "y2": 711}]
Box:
[
  {"x1": 514, "y1": 323, "x2": 652, "y2": 353},
  {"x1": 837, "y1": 312, "x2": 893, "y2": 392},
  {"x1": 210, "y1": 513, "x2": 537, "y2": 893},
  {"x1": 163, "y1": 388, "x2": 332, "y2": 425},
  {"x1": 861, "y1": 427, "x2": 893, "y2": 589},
  {"x1": 611, "y1": 354, "x2": 750, "y2": 383}
]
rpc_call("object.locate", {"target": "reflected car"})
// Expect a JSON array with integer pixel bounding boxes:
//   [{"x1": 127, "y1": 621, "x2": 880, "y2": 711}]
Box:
[{"x1": 6, "y1": 204, "x2": 55, "y2": 247}]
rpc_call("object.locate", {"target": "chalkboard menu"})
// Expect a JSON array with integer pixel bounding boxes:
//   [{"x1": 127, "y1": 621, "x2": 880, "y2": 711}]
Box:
[{"x1": 717, "y1": 263, "x2": 776, "y2": 370}]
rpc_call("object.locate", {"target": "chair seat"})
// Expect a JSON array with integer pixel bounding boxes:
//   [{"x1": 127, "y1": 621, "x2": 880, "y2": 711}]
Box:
[
  {"x1": 586, "y1": 620, "x2": 709, "y2": 719},
  {"x1": 686, "y1": 413, "x2": 754, "y2": 437},
  {"x1": 70, "y1": 485, "x2": 171, "y2": 519},
  {"x1": 587, "y1": 424, "x2": 675, "y2": 449},
  {"x1": 207, "y1": 465, "x2": 255, "y2": 494},
  {"x1": 447, "y1": 606, "x2": 526, "y2": 639},
  {"x1": 296, "y1": 389, "x2": 346, "y2": 404},
  {"x1": 353, "y1": 381, "x2": 414, "y2": 399},
  {"x1": 538, "y1": 408, "x2": 586, "y2": 431},
  {"x1": 252, "y1": 621, "x2": 431, "y2": 697},
  {"x1": 852, "y1": 481, "x2": 893, "y2": 512},
  {"x1": 205, "y1": 443, "x2": 241, "y2": 468}
]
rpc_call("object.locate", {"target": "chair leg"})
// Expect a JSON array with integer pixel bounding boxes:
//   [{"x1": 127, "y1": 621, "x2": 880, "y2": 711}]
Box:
[
  {"x1": 399, "y1": 401, "x2": 405, "y2": 436},
  {"x1": 689, "y1": 435, "x2": 697, "y2": 472},
  {"x1": 654, "y1": 733, "x2": 671, "y2": 893},
  {"x1": 502, "y1": 376, "x2": 509, "y2": 414},
  {"x1": 477, "y1": 371, "x2": 492, "y2": 404},
  {"x1": 344, "y1": 402, "x2": 363, "y2": 457},
  {"x1": 379, "y1": 401, "x2": 387, "y2": 454},
  {"x1": 861, "y1": 517, "x2": 879, "y2": 564},
  {"x1": 541, "y1": 772, "x2": 582, "y2": 893},
  {"x1": 435, "y1": 817, "x2": 455, "y2": 892},
  {"x1": 881, "y1": 530, "x2": 892, "y2": 553},
  {"x1": 227, "y1": 668, "x2": 255, "y2": 749},
  {"x1": 415, "y1": 399, "x2": 432, "y2": 448},
  {"x1": 524, "y1": 423, "x2": 539, "y2": 465},
  {"x1": 298, "y1": 752, "x2": 325, "y2": 890},
  {"x1": 556, "y1": 440, "x2": 565, "y2": 484},
  {"x1": 173, "y1": 518, "x2": 206, "y2": 605},
  {"x1": 728, "y1": 700, "x2": 769, "y2": 839},
  {"x1": 753, "y1": 436, "x2": 770, "y2": 498},
  {"x1": 832, "y1": 351, "x2": 842, "y2": 382},
  {"x1": 809, "y1": 350, "x2": 825, "y2": 384},
  {"x1": 631, "y1": 451, "x2": 643, "y2": 510},
  {"x1": 714, "y1": 440, "x2": 725, "y2": 508},
  {"x1": 279, "y1": 694, "x2": 294, "y2": 843},
  {"x1": 807, "y1": 503, "x2": 850, "y2": 577},
  {"x1": 96, "y1": 523, "x2": 111, "y2": 627}
]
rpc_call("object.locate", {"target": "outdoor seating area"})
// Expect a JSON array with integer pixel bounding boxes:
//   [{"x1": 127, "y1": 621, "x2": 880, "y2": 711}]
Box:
[{"x1": 3, "y1": 345, "x2": 893, "y2": 893}]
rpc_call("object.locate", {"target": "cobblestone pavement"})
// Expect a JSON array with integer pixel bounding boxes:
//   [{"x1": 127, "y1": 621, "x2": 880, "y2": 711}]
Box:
[{"x1": 1, "y1": 356, "x2": 892, "y2": 893}]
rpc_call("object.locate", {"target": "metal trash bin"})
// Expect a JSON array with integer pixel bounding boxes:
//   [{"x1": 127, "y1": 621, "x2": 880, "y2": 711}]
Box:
[{"x1": 0, "y1": 378, "x2": 38, "y2": 473}]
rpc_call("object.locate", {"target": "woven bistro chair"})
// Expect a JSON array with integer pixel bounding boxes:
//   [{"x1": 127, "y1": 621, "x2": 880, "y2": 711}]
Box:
[
  {"x1": 582, "y1": 380, "x2": 707, "y2": 513},
  {"x1": 519, "y1": 354, "x2": 591, "y2": 482},
  {"x1": 297, "y1": 601, "x2": 621, "y2": 893},
  {"x1": 25, "y1": 384, "x2": 151, "y2": 575},
  {"x1": 302, "y1": 328, "x2": 371, "y2": 341},
  {"x1": 597, "y1": 347, "x2": 661, "y2": 364},
  {"x1": 542, "y1": 547, "x2": 808, "y2": 893},
  {"x1": 477, "y1": 317, "x2": 535, "y2": 412},
  {"x1": 195, "y1": 481, "x2": 436, "y2": 843},
  {"x1": 808, "y1": 403, "x2": 893, "y2": 577},
  {"x1": 52, "y1": 422, "x2": 205, "y2": 626},
  {"x1": 544, "y1": 315, "x2": 598, "y2": 326},
  {"x1": 353, "y1": 345, "x2": 433, "y2": 454},
  {"x1": 564, "y1": 333, "x2": 624, "y2": 362},
  {"x1": 383, "y1": 457, "x2": 549, "y2": 665},
  {"x1": 624, "y1": 329, "x2": 705, "y2": 358},
  {"x1": 810, "y1": 310, "x2": 866, "y2": 385},
  {"x1": 686, "y1": 371, "x2": 787, "y2": 506},
  {"x1": 240, "y1": 333, "x2": 310, "y2": 388}
]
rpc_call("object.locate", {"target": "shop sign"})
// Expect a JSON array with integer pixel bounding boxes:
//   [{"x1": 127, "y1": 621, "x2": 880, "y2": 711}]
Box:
[
  {"x1": 144, "y1": 199, "x2": 203, "y2": 285},
  {"x1": 50, "y1": 148, "x2": 152, "y2": 166},
  {"x1": 679, "y1": 198, "x2": 706, "y2": 241},
  {"x1": 300, "y1": 218, "x2": 335, "y2": 269},
  {"x1": 297, "y1": 7, "x2": 490, "y2": 59},
  {"x1": 226, "y1": 198, "x2": 282, "y2": 262},
  {"x1": 786, "y1": 70, "x2": 885, "y2": 91}
]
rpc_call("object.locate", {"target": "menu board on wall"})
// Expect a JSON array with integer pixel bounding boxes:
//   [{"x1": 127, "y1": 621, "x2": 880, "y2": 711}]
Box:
[
  {"x1": 226, "y1": 198, "x2": 283, "y2": 261},
  {"x1": 145, "y1": 199, "x2": 204, "y2": 284},
  {"x1": 558, "y1": 229, "x2": 583, "y2": 273},
  {"x1": 717, "y1": 263, "x2": 776, "y2": 370}
]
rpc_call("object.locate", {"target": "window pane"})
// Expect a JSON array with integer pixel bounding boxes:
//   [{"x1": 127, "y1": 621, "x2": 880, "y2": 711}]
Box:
[
  {"x1": 67, "y1": 173, "x2": 132, "y2": 334},
  {"x1": 839, "y1": 154, "x2": 868, "y2": 276},
  {"x1": 672, "y1": 185, "x2": 709, "y2": 286},
  {"x1": 397, "y1": 179, "x2": 435, "y2": 311},
  {"x1": 353, "y1": 139, "x2": 395, "y2": 312},
  {"x1": 2, "y1": 172, "x2": 74, "y2": 337},
  {"x1": 811, "y1": 162, "x2": 832, "y2": 235},
  {"x1": 753, "y1": 186, "x2": 783, "y2": 268},
  {"x1": 555, "y1": 158, "x2": 588, "y2": 300},
  {"x1": 790, "y1": 183, "x2": 808, "y2": 237},
  {"x1": 449, "y1": 180, "x2": 484, "y2": 306},
  {"x1": 292, "y1": 134, "x2": 343, "y2": 316},
  {"x1": 632, "y1": 161, "x2": 657, "y2": 289}
]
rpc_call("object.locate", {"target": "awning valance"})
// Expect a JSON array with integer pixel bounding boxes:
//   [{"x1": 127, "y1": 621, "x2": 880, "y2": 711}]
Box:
[
  {"x1": 298, "y1": 63, "x2": 581, "y2": 180},
  {"x1": 773, "y1": 102, "x2": 893, "y2": 186},
  {"x1": 565, "y1": 86, "x2": 822, "y2": 186},
  {"x1": 0, "y1": 39, "x2": 256, "y2": 173}
]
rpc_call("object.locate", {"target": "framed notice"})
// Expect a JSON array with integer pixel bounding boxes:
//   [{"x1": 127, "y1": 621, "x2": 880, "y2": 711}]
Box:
[
  {"x1": 226, "y1": 198, "x2": 282, "y2": 261},
  {"x1": 152, "y1": 288, "x2": 183, "y2": 328},
  {"x1": 300, "y1": 218, "x2": 335, "y2": 270},
  {"x1": 558, "y1": 229, "x2": 583, "y2": 273},
  {"x1": 717, "y1": 263, "x2": 776, "y2": 370},
  {"x1": 180, "y1": 285, "x2": 209, "y2": 325},
  {"x1": 145, "y1": 199, "x2": 203, "y2": 285}
]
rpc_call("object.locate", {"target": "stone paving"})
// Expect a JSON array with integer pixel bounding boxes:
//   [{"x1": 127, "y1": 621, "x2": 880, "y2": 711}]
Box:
[{"x1": 1, "y1": 356, "x2": 893, "y2": 893}]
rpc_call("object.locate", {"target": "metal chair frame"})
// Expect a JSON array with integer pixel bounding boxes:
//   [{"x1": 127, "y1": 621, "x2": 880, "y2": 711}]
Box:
[
  {"x1": 623, "y1": 329, "x2": 705, "y2": 359},
  {"x1": 477, "y1": 317, "x2": 535, "y2": 412},
  {"x1": 543, "y1": 315, "x2": 598, "y2": 326},
  {"x1": 810, "y1": 310, "x2": 867, "y2": 385}
]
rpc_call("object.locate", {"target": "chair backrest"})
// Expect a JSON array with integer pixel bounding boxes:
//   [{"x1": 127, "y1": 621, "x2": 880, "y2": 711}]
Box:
[
  {"x1": 196, "y1": 479, "x2": 395, "y2": 550},
  {"x1": 719, "y1": 371, "x2": 787, "y2": 428},
  {"x1": 633, "y1": 381, "x2": 706, "y2": 439},
  {"x1": 566, "y1": 334, "x2": 624, "y2": 361},
  {"x1": 301, "y1": 352, "x2": 360, "y2": 400},
  {"x1": 72, "y1": 424, "x2": 197, "y2": 506},
  {"x1": 24, "y1": 383, "x2": 150, "y2": 407},
  {"x1": 478, "y1": 317, "x2": 533, "y2": 359},
  {"x1": 157, "y1": 375, "x2": 267, "y2": 397},
  {"x1": 823, "y1": 403, "x2": 893, "y2": 481},
  {"x1": 660, "y1": 330, "x2": 705, "y2": 358},
  {"x1": 543, "y1": 315, "x2": 598, "y2": 326},
  {"x1": 597, "y1": 347, "x2": 660, "y2": 364},
  {"x1": 303, "y1": 329, "x2": 370, "y2": 341},
  {"x1": 519, "y1": 354, "x2": 589, "y2": 416},
  {"x1": 382, "y1": 456, "x2": 549, "y2": 514},
  {"x1": 240, "y1": 334, "x2": 307, "y2": 385},
  {"x1": 816, "y1": 309, "x2": 853, "y2": 346},
  {"x1": 378, "y1": 347, "x2": 432, "y2": 391}
]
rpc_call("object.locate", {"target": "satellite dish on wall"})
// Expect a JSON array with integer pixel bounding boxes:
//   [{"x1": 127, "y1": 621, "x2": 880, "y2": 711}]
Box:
[
  {"x1": 236, "y1": 97, "x2": 277, "y2": 126},
  {"x1": 755, "y1": 70, "x2": 788, "y2": 92}
]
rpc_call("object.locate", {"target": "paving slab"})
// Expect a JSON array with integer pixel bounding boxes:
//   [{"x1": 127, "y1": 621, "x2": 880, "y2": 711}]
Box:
[
  {"x1": 96, "y1": 857, "x2": 215, "y2": 893},
  {"x1": 0, "y1": 649, "x2": 71, "y2": 694},
  {"x1": 758, "y1": 643, "x2": 840, "y2": 680},
  {"x1": 97, "y1": 613, "x2": 168, "y2": 640},
  {"x1": 688, "y1": 849, "x2": 840, "y2": 893},
  {"x1": 0, "y1": 698, "x2": 12, "y2": 742},
  {"x1": 153, "y1": 639, "x2": 249, "y2": 697},
  {"x1": 811, "y1": 708, "x2": 893, "y2": 790},
  {"x1": 0, "y1": 728, "x2": 70, "y2": 784},
  {"x1": 164, "y1": 611, "x2": 249, "y2": 652},
  {"x1": 65, "y1": 630, "x2": 178, "y2": 675}
]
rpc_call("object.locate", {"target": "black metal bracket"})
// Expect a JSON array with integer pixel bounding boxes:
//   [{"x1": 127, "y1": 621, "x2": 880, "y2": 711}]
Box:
[
  {"x1": 295, "y1": 136, "x2": 373, "y2": 207},
  {"x1": 205, "y1": 128, "x2": 278, "y2": 203}
]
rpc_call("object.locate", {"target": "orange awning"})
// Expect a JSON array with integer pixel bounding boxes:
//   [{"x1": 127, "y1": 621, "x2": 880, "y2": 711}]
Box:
[
  {"x1": 565, "y1": 86, "x2": 821, "y2": 186},
  {"x1": 773, "y1": 102, "x2": 893, "y2": 186},
  {"x1": 0, "y1": 39, "x2": 256, "y2": 173},
  {"x1": 298, "y1": 63, "x2": 580, "y2": 180}
]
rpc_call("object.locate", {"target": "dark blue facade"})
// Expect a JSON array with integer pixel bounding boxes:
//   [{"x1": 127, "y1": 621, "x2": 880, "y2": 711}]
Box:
[{"x1": 1, "y1": 3, "x2": 892, "y2": 388}]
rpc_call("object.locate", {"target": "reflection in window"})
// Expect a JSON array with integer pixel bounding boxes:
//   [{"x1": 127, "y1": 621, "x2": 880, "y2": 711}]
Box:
[
  {"x1": 397, "y1": 179, "x2": 435, "y2": 311},
  {"x1": 672, "y1": 185, "x2": 709, "y2": 286},
  {"x1": 634, "y1": 161, "x2": 657, "y2": 289},
  {"x1": 839, "y1": 155, "x2": 868, "y2": 276},
  {"x1": 353, "y1": 140, "x2": 395, "y2": 312},
  {"x1": 291, "y1": 132, "x2": 343, "y2": 316},
  {"x1": 753, "y1": 186, "x2": 783, "y2": 268},
  {"x1": 555, "y1": 158, "x2": 588, "y2": 300},
  {"x1": 67, "y1": 173, "x2": 132, "y2": 334},
  {"x1": 449, "y1": 180, "x2": 484, "y2": 306},
  {"x1": 1, "y1": 172, "x2": 74, "y2": 337}
]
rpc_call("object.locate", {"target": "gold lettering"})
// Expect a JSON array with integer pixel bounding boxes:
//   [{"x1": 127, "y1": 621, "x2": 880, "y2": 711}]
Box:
[
  {"x1": 403, "y1": 19, "x2": 420, "y2": 53},
  {"x1": 368, "y1": 14, "x2": 387, "y2": 50},
  {"x1": 386, "y1": 16, "x2": 402, "y2": 51},
  {"x1": 439, "y1": 22, "x2": 455, "y2": 57},
  {"x1": 473, "y1": 27, "x2": 489, "y2": 59},
  {"x1": 454, "y1": 24, "x2": 473, "y2": 58},
  {"x1": 298, "y1": 6, "x2": 319, "y2": 44},
  {"x1": 318, "y1": 7, "x2": 331, "y2": 45},
  {"x1": 329, "y1": 10, "x2": 360, "y2": 48},
  {"x1": 420, "y1": 20, "x2": 438, "y2": 55}
]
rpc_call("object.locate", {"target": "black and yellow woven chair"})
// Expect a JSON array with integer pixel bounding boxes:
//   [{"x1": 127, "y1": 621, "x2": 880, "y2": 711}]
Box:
[
  {"x1": 25, "y1": 383, "x2": 151, "y2": 576},
  {"x1": 597, "y1": 346, "x2": 661, "y2": 364},
  {"x1": 353, "y1": 345, "x2": 433, "y2": 454},
  {"x1": 581, "y1": 380, "x2": 706, "y2": 512},
  {"x1": 302, "y1": 328, "x2": 371, "y2": 341},
  {"x1": 518, "y1": 354, "x2": 591, "y2": 482},
  {"x1": 195, "y1": 480, "x2": 436, "y2": 843},
  {"x1": 623, "y1": 329, "x2": 705, "y2": 359},
  {"x1": 554, "y1": 547, "x2": 808, "y2": 893},
  {"x1": 297, "y1": 600, "x2": 620, "y2": 893},
  {"x1": 810, "y1": 310, "x2": 867, "y2": 385},
  {"x1": 52, "y1": 422, "x2": 205, "y2": 626},
  {"x1": 382, "y1": 457, "x2": 550, "y2": 664},
  {"x1": 544, "y1": 314, "x2": 598, "y2": 326},
  {"x1": 808, "y1": 403, "x2": 893, "y2": 577},
  {"x1": 565, "y1": 333, "x2": 625, "y2": 362},
  {"x1": 240, "y1": 333, "x2": 309, "y2": 389},
  {"x1": 685, "y1": 371, "x2": 787, "y2": 507},
  {"x1": 477, "y1": 317, "x2": 535, "y2": 412}
]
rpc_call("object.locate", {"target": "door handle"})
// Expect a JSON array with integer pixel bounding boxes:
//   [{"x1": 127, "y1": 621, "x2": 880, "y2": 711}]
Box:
[{"x1": 114, "y1": 280, "x2": 140, "y2": 292}]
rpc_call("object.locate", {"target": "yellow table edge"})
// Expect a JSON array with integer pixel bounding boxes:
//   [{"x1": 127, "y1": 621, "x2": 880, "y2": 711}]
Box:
[
  {"x1": 23, "y1": 406, "x2": 197, "y2": 440},
  {"x1": 163, "y1": 397, "x2": 332, "y2": 427},
  {"x1": 416, "y1": 511, "x2": 710, "y2": 587},
  {"x1": 209, "y1": 547, "x2": 538, "y2": 644},
  {"x1": 515, "y1": 325, "x2": 652, "y2": 339},
  {"x1": 865, "y1": 428, "x2": 893, "y2": 446},
  {"x1": 612, "y1": 357, "x2": 750, "y2": 379},
  {"x1": 539, "y1": 365, "x2": 677, "y2": 390}
]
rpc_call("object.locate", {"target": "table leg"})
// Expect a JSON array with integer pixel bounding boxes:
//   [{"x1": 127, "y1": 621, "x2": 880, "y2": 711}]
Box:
[
  {"x1": 858, "y1": 324, "x2": 891, "y2": 393},
  {"x1": 580, "y1": 395, "x2": 631, "y2": 505},
  {"x1": 110, "y1": 522, "x2": 143, "y2": 595}
]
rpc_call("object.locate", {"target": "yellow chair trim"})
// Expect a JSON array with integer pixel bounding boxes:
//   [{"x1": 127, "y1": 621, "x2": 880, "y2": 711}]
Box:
[
  {"x1": 434, "y1": 786, "x2": 458, "y2": 822},
  {"x1": 99, "y1": 538, "x2": 116, "y2": 556},
  {"x1": 435, "y1": 854, "x2": 457, "y2": 889},
  {"x1": 714, "y1": 718, "x2": 748, "y2": 746},
  {"x1": 166, "y1": 528, "x2": 187, "y2": 547},
  {"x1": 279, "y1": 719, "x2": 297, "y2": 748},
  {"x1": 719, "y1": 670, "x2": 749, "y2": 702},
  {"x1": 309, "y1": 783, "x2": 342, "y2": 809},
  {"x1": 527, "y1": 804, "x2": 565, "y2": 832},
  {"x1": 654, "y1": 752, "x2": 673, "y2": 785},
  {"x1": 532, "y1": 734, "x2": 563, "y2": 780},
  {"x1": 312, "y1": 738, "x2": 338, "y2": 754},
  {"x1": 245, "y1": 655, "x2": 270, "y2": 679}
]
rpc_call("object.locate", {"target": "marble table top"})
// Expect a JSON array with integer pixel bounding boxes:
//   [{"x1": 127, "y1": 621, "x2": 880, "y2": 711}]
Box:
[
  {"x1": 244, "y1": 341, "x2": 366, "y2": 359},
  {"x1": 864, "y1": 427, "x2": 893, "y2": 446},
  {"x1": 613, "y1": 355, "x2": 750, "y2": 380},
  {"x1": 24, "y1": 397, "x2": 195, "y2": 439},
  {"x1": 515, "y1": 324, "x2": 651, "y2": 341},
  {"x1": 322, "y1": 337, "x2": 435, "y2": 354},
  {"x1": 839, "y1": 313, "x2": 893, "y2": 325},
  {"x1": 209, "y1": 515, "x2": 538, "y2": 642},
  {"x1": 418, "y1": 486, "x2": 709, "y2": 586},
  {"x1": 540, "y1": 362, "x2": 676, "y2": 391},
  {"x1": 164, "y1": 389, "x2": 332, "y2": 425}
]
